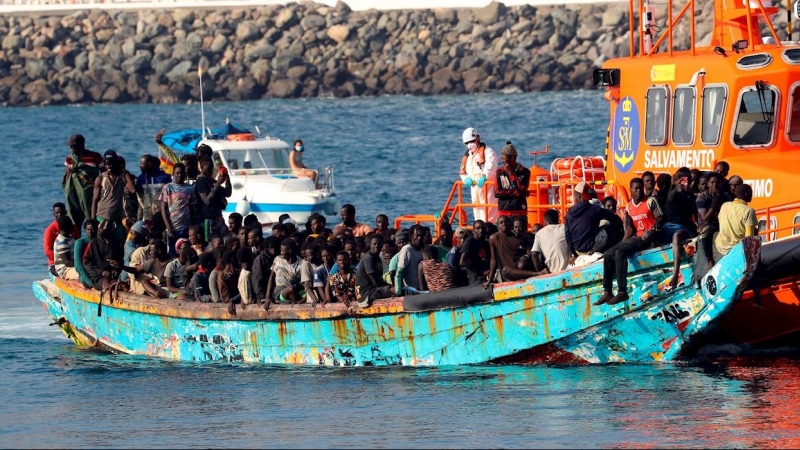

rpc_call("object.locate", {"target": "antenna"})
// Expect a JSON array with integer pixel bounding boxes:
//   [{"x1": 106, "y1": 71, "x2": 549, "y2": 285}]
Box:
[{"x1": 198, "y1": 66, "x2": 206, "y2": 139}]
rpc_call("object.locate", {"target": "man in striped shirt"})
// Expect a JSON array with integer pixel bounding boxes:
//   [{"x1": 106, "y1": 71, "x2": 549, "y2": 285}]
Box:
[{"x1": 53, "y1": 216, "x2": 80, "y2": 280}]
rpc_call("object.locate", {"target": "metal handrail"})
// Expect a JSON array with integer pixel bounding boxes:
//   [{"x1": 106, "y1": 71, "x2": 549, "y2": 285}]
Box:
[{"x1": 756, "y1": 200, "x2": 800, "y2": 241}]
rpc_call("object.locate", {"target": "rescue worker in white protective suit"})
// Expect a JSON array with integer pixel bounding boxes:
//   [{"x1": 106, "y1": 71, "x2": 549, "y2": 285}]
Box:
[{"x1": 459, "y1": 127, "x2": 498, "y2": 223}]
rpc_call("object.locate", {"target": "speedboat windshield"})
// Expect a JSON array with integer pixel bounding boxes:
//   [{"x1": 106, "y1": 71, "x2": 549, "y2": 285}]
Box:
[{"x1": 219, "y1": 148, "x2": 292, "y2": 175}]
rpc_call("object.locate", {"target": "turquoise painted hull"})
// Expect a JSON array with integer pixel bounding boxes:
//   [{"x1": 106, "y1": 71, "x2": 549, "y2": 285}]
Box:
[{"x1": 32, "y1": 238, "x2": 759, "y2": 366}]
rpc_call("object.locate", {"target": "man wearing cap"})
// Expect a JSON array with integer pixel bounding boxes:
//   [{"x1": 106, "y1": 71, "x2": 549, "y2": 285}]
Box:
[
  {"x1": 460, "y1": 127, "x2": 498, "y2": 222},
  {"x1": 564, "y1": 181, "x2": 621, "y2": 263},
  {"x1": 121, "y1": 219, "x2": 149, "y2": 282},
  {"x1": 63, "y1": 134, "x2": 104, "y2": 229},
  {"x1": 91, "y1": 150, "x2": 135, "y2": 243},
  {"x1": 494, "y1": 141, "x2": 531, "y2": 220}
]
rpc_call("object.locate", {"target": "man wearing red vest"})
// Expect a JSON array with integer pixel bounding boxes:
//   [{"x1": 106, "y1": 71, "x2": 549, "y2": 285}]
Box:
[{"x1": 595, "y1": 177, "x2": 663, "y2": 306}]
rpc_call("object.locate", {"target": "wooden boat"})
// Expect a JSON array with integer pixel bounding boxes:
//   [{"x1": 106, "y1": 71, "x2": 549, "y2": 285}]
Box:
[{"x1": 32, "y1": 238, "x2": 759, "y2": 366}]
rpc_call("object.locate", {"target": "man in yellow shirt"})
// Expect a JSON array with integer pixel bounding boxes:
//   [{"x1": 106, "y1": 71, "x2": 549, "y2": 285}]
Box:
[{"x1": 715, "y1": 184, "x2": 757, "y2": 257}]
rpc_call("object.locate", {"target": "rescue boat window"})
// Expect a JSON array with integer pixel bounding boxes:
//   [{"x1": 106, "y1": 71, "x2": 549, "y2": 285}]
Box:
[
  {"x1": 788, "y1": 83, "x2": 800, "y2": 142},
  {"x1": 701, "y1": 86, "x2": 727, "y2": 146},
  {"x1": 672, "y1": 87, "x2": 695, "y2": 145},
  {"x1": 733, "y1": 85, "x2": 777, "y2": 147},
  {"x1": 794, "y1": 214, "x2": 800, "y2": 235},
  {"x1": 645, "y1": 87, "x2": 669, "y2": 146},
  {"x1": 758, "y1": 217, "x2": 778, "y2": 242},
  {"x1": 736, "y1": 53, "x2": 773, "y2": 70},
  {"x1": 783, "y1": 48, "x2": 800, "y2": 65}
]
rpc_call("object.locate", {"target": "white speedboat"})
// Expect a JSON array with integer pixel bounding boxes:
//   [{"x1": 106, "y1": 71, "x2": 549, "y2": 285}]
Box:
[{"x1": 159, "y1": 122, "x2": 337, "y2": 225}]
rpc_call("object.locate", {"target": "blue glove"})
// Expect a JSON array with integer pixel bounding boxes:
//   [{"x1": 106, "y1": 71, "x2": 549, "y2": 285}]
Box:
[
  {"x1": 477, "y1": 176, "x2": 487, "y2": 188},
  {"x1": 464, "y1": 177, "x2": 473, "y2": 187}
]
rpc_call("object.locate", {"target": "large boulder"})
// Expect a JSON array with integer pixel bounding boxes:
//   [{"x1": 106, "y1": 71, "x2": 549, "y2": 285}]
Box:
[
  {"x1": 245, "y1": 42, "x2": 277, "y2": 61},
  {"x1": 121, "y1": 53, "x2": 151, "y2": 75},
  {"x1": 474, "y1": 1, "x2": 507, "y2": 26},
  {"x1": 235, "y1": 21, "x2": 260, "y2": 42},
  {"x1": 2, "y1": 35, "x2": 24, "y2": 51},
  {"x1": 275, "y1": 7, "x2": 298, "y2": 30},
  {"x1": 166, "y1": 60, "x2": 192, "y2": 82},
  {"x1": 326, "y1": 24, "x2": 351, "y2": 43},
  {"x1": 267, "y1": 78, "x2": 300, "y2": 98}
]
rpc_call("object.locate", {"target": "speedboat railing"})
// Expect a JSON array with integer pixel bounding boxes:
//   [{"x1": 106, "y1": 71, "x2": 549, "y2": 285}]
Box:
[
  {"x1": 755, "y1": 200, "x2": 800, "y2": 242},
  {"x1": 317, "y1": 166, "x2": 335, "y2": 194}
]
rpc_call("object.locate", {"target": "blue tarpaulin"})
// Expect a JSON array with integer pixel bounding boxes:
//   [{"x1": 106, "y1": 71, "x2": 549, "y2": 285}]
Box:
[{"x1": 160, "y1": 123, "x2": 251, "y2": 154}]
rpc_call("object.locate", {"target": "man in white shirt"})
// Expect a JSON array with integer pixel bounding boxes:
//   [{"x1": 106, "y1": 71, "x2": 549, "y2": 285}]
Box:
[{"x1": 531, "y1": 209, "x2": 569, "y2": 273}]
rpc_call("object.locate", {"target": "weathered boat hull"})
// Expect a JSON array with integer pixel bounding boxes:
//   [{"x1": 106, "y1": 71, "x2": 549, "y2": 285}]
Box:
[{"x1": 32, "y1": 239, "x2": 759, "y2": 366}]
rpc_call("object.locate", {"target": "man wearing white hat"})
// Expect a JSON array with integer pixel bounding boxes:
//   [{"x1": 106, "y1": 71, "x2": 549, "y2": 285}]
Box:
[{"x1": 460, "y1": 127, "x2": 498, "y2": 222}]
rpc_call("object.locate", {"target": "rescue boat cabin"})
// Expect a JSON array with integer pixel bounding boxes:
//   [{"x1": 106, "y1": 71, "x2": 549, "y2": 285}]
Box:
[{"x1": 598, "y1": 0, "x2": 800, "y2": 239}]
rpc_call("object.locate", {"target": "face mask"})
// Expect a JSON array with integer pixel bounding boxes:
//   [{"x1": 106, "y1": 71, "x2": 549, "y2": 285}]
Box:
[
  {"x1": 466, "y1": 142, "x2": 478, "y2": 153},
  {"x1": 295, "y1": 145, "x2": 304, "y2": 152}
]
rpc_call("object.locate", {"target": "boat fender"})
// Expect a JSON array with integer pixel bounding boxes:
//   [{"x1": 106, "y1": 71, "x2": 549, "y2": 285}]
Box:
[
  {"x1": 236, "y1": 198, "x2": 251, "y2": 216},
  {"x1": 403, "y1": 285, "x2": 495, "y2": 312},
  {"x1": 325, "y1": 197, "x2": 338, "y2": 215}
]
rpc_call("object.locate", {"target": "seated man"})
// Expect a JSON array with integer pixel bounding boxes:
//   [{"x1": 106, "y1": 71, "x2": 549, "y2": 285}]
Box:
[
  {"x1": 486, "y1": 216, "x2": 545, "y2": 285},
  {"x1": 190, "y1": 253, "x2": 216, "y2": 303},
  {"x1": 531, "y1": 209, "x2": 569, "y2": 274},
  {"x1": 596, "y1": 177, "x2": 663, "y2": 306},
  {"x1": 83, "y1": 220, "x2": 125, "y2": 291},
  {"x1": 564, "y1": 182, "x2": 622, "y2": 264},
  {"x1": 355, "y1": 235, "x2": 395, "y2": 308},
  {"x1": 714, "y1": 183, "x2": 757, "y2": 259},
  {"x1": 661, "y1": 167, "x2": 698, "y2": 290},
  {"x1": 326, "y1": 251, "x2": 357, "y2": 306},
  {"x1": 44, "y1": 202, "x2": 80, "y2": 275},
  {"x1": 74, "y1": 219, "x2": 99, "y2": 288},
  {"x1": 266, "y1": 239, "x2": 316, "y2": 309},
  {"x1": 418, "y1": 245, "x2": 456, "y2": 292},
  {"x1": 53, "y1": 216, "x2": 80, "y2": 280}
]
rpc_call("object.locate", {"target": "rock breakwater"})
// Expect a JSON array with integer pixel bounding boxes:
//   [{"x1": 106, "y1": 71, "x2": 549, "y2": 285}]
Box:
[{"x1": 0, "y1": 0, "x2": 783, "y2": 106}]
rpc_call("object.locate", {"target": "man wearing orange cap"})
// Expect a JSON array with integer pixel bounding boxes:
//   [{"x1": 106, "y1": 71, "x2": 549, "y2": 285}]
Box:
[{"x1": 460, "y1": 127, "x2": 497, "y2": 222}]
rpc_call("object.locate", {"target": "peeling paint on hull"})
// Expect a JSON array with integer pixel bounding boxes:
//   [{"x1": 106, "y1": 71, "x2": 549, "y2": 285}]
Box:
[{"x1": 32, "y1": 239, "x2": 759, "y2": 366}]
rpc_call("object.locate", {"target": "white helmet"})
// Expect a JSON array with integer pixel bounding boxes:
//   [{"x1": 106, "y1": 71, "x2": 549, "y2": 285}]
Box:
[{"x1": 462, "y1": 127, "x2": 478, "y2": 143}]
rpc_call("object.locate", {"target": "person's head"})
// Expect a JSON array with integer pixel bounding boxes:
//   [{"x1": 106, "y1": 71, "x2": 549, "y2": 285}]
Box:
[
  {"x1": 293, "y1": 139, "x2": 304, "y2": 153},
  {"x1": 227, "y1": 236, "x2": 241, "y2": 253},
  {"x1": 715, "y1": 161, "x2": 730, "y2": 178},
  {"x1": 139, "y1": 155, "x2": 152, "y2": 174},
  {"x1": 247, "y1": 228, "x2": 262, "y2": 249},
  {"x1": 303, "y1": 244, "x2": 321, "y2": 264},
  {"x1": 368, "y1": 235, "x2": 383, "y2": 255},
  {"x1": 57, "y1": 216, "x2": 73, "y2": 236},
  {"x1": 437, "y1": 223, "x2": 454, "y2": 246},
  {"x1": 375, "y1": 214, "x2": 389, "y2": 231},
  {"x1": 280, "y1": 238, "x2": 297, "y2": 260},
  {"x1": 188, "y1": 225, "x2": 203, "y2": 245},
  {"x1": 500, "y1": 141, "x2": 518, "y2": 167},
  {"x1": 335, "y1": 250, "x2": 351, "y2": 271},
  {"x1": 84, "y1": 218, "x2": 99, "y2": 239},
  {"x1": 603, "y1": 196, "x2": 617, "y2": 211},
  {"x1": 630, "y1": 177, "x2": 645, "y2": 203},
  {"x1": 130, "y1": 219, "x2": 148, "y2": 244},
  {"x1": 462, "y1": 127, "x2": 481, "y2": 153},
  {"x1": 544, "y1": 209, "x2": 558, "y2": 225},
  {"x1": 642, "y1": 171, "x2": 655, "y2": 191},
  {"x1": 200, "y1": 159, "x2": 214, "y2": 177},
  {"x1": 52, "y1": 202, "x2": 67, "y2": 221},
  {"x1": 272, "y1": 223, "x2": 285, "y2": 239},
  {"x1": 656, "y1": 173, "x2": 672, "y2": 191},
  {"x1": 149, "y1": 239, "x2": 167, "y2": 260},
  {"x1": 196, "y1": 144, "x2": 213, "y2": 160},
  {"x1": 422, "y1": 245, "x2": 438, "y2": 261},
  {"x1": 104, "y1": 150, "x2": 121, "y2": 174},
  {"x1": 409, "y1": 224, "x2": 424, "y2": 249},
  {"x1": 690, "y1": 168, "x2": 702, "y2": 189},
  {"x1": 512, "y1": 217, "x2": 526, "y2": 235},
  {"x1": 735, "y1": 183, "x2": 753, "y2": 202},
  {"x1": 381, "y1": 242, "x2": 397, "y2": 260},
  {"x1": 574, "y1": 182, "x2": 589, "y2": 203},
  {"x1": 199, "y1": 252, "x2": 216, "y2": 272},
  {"x1": 472, "y1": 220, "x2": 486, "y2": 240},
  {"x1": 210, "y1": 235, "x2": 224, "y2": 250},
  {"x1": 310, "y1": 215, "x2": 326, "y2": 234},
  {"x1": 172, "y1": 162, "x2": 187, "y2": 184},
  {"x1": 237, "y1": 227, "x2": 249, "y2": 245},
  {"x1": 343, "y1": 240, "x2": 358, "y2": 261},
  {"x1": 395, "y1": 229, "x2": 409, "y2": 248},
  {"x1": 98, "y1": 219, "x2": 115, "y2": 241},
  {"x1": 180, "y1": 154, "x2": 198, "y2": 179},
  {"x1": 340, "y1": 204, "x2": 356, "y2": 226},
  {"x1": 698, "y1": 174, "x2": 708, "y2": 193},
  {"x1": 67, "y1": 134, "x2": 86, "y2": 152},
  {"x1": 243, "y1": 214, "x2": 260, "y2": 230},
  {"x1": 179, "y1": 245, "x2": 196, "y2": 265},
  {"x1": 236, "y1": 247, "x2": 253, "y2": 269},
  {"x1": 729, "y1": 175, "x2": 744, "y2": 194},
  {"x1": 221, "y1": 249, "x2": 236, "y2": 268},
  {"x1": 422, "y1": 226, "x2": 433, "y2": 245},
  {"x1": 485, "y1": 222, "x2": 499, "y2": 237},
  {"x1": 265, "y1": 236, "x2": 281, "y2": 257},
  {"x1": 318, "y1": 246, "x2": 332, "y2": 266},
  {"x1": 227, "y1": 213, "x2": 243, "y2": 232},
  {"x1": 707, "y1": 172, "x2": 722, "y2": 195},
  {"x1": 497, "y1": 215, "x2": 510, "y2": 233},
  {"x1": 531, "y1": 223, "x2": 543, "y2": 234},
  {"x1": 454, "y1": 227, "x2": 468, "y2": 248}
]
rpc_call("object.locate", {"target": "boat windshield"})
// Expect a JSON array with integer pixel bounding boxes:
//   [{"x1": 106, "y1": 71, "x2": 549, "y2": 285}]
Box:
[{"x1": 219, "y1": 148, "x2": 292, "y2": 174}]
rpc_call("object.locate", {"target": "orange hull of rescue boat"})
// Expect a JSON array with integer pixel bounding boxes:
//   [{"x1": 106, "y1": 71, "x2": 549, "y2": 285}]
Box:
[{"x1": 715, "y1": 278, "x2": 800, "y2": 345}]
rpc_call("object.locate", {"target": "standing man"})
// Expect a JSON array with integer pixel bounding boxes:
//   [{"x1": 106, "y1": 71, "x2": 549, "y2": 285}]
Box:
[
  {"x1": 91, "y1": 150, "x2": 134, "y2": 243},
  {"x1": 63, "y1": 134, "x2": 103, "y2": 228},
  {"x1": 195, "y1": 158, "x2": 232, "y2": 241},
  {"x1": 460, "y1": 127, "x2": 497, "y2": 223},
  {"x1": 395, "y1": 224, "x2": 425, "y2": 292},
  {"x1": 136, "y1": 155, "x2": 171, "y2": 223},
  {"x1": 596, "y1": 177, "x2": 663, "y2": 306},
  {"x1": 460, "y1": 220, "x2": 490, "y2": 286},
  {"x1": 494, "y1": 141, "x2": 531, "y2": 220},
  {"x1": 159, "y1": 163, "x2": 197, "y2": 256}
]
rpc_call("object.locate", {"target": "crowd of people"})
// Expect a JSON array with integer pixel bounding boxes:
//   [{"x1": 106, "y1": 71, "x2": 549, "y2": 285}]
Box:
[{"x1": 44, "y1": 130, "x2": 759, "y2": 315}]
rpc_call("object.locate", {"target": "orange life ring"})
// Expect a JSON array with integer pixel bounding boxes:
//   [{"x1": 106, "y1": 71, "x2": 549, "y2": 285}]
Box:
[{"x1": 228, "y1": 133, "x2": 256, "y2": 141}]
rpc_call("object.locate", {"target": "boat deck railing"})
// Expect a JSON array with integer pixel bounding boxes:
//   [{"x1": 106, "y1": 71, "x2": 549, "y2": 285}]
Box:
[{"x1": 756, "y1": 200, "x2": 800, "y2": 242}]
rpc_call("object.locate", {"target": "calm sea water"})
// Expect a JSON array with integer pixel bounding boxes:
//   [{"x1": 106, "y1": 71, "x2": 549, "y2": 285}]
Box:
[{"x1": 2, "y1": 92, "x2": 800, "y2": 448}]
